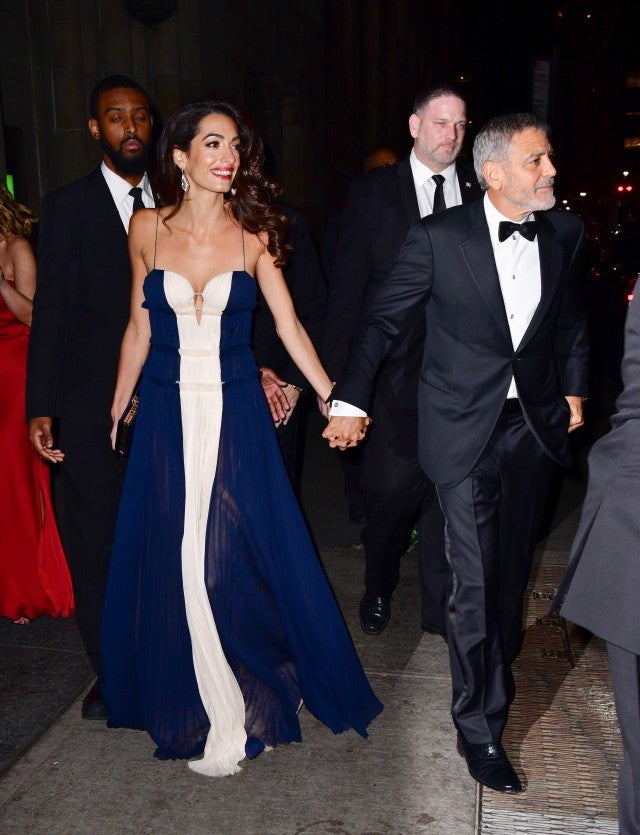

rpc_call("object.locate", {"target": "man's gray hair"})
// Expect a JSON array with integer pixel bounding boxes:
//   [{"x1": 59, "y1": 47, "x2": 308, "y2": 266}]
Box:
[{"x1": 473, "y1": 113, "x2": 549, "y2": 189}]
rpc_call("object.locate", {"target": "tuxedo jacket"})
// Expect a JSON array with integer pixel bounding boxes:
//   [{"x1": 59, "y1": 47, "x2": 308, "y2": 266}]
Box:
[
  {"x1": 555, "y1": 292, "x2": 640, "y2": 655},
  {"x1": 321, "y1": 155, "x2": 481, "y2": 413},
  {"x1": 27, "y1": 168, "x2": 138, "y2": 426},
  {"x1": 252, "y1": 207, "x2": 326, "y2": 392},
  {"x1": 332, "y1": 197, "x2": 589, "y2": 489}
]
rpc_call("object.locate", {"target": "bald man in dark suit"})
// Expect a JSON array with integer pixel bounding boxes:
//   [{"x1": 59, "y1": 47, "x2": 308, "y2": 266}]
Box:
[{"x1": 322, "y1": 85, "x2": 480, "y2": 639}]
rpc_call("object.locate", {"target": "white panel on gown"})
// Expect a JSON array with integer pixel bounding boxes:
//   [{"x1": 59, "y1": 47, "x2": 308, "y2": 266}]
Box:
[{"x1": 164, "y1": 270, "x2": 246, "y2": 776}]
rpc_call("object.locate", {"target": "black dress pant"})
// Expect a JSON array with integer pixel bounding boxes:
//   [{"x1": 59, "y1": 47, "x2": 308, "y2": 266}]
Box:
[
  {"x1": 437, "y1": 405, "x2": 553, "y2": 743},
  {"x1": 54, "y1": 417, "x2": 126, "y2": 675},
  {"x1": 339, "y1": 444, "x2": 367, "y2": 520},
  {"x1": 359, "y1": 401, "x2": 447, "y2": 633}
]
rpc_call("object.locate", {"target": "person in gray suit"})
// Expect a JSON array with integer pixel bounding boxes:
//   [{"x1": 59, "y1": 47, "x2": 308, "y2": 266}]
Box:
[{"x1": 553, "y1": 291, "x2": 640, "y2": 835}]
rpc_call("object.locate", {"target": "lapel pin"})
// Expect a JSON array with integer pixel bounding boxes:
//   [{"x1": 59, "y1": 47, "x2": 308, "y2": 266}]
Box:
[{"x1": 465, "y1": 182, "x2": 472, "y2": 188}]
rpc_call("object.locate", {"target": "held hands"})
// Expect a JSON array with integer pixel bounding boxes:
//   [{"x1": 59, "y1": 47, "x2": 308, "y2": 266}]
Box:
[
  {"x1": 565, "y1": 395, "x2": 584, "y2": 433},
  {"x1": 322, "y1": 415, "x2": 371, "y2": 451},
  {"x1": 28, "y1": 417, "x2": 65, "y2": 464}
]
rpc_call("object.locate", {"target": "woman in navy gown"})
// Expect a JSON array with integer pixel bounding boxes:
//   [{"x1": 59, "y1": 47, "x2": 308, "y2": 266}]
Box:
[{"x1": 101, "y1": 98, "x2": 382, "y2": 776}]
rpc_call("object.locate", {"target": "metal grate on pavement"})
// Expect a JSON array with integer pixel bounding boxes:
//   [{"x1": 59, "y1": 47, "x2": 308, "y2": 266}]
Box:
[{"x1": 478, "y1": 565, "x2": 621, "y2": 835}]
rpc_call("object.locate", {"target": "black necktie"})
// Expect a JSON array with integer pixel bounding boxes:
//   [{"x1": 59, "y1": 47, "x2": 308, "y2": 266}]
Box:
[
  {"x1": 129, "y1": 186, "x2": 145, "y2": 213},
  {"x1": 431, "y1": 174, "x2": 446, "y2": 214},
  {"x1": 498, "y1": 220, "x2": 537, "y2": 242}
]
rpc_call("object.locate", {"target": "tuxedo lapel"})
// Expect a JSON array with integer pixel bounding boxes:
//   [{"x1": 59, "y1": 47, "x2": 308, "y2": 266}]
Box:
[
  {"x1": 459, "y1": 201, "x2": 512, "y2": 344},
  {"x1": 396, "y1": 157, "x2": 421, "y2": 225},
  {"x1": 517, "y1": 212, "x2": 564, "y2": 350}
]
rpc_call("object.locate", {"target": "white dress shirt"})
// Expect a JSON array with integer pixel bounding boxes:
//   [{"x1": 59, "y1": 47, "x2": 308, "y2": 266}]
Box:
[
  {"x1": 483, "y1": 193, "x2": 541, "y2": 398},
  {"x1": 409, "y1": 150, "x2": 462, "y2": 218},
  {"x1": 330, "y1": 192, "x2": 543, "y2": 417},
  {"x1": 100, "y1": 162, "x2": 155, "y2": 233}
]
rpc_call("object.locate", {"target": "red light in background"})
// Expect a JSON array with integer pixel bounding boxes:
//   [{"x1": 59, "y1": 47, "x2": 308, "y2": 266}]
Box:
[
  {"x1": 618, "y1": 185, "x2": 625, "y2": 192},
  {"x1": 626, "y1": 185, "x2": 633, "y2": 192}
]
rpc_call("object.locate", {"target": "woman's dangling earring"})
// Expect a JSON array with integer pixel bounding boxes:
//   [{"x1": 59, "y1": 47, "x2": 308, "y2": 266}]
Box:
[
  {"x1": 230, "y1": 185, "x2": 237, "y2": 197},
  {"x1": 180, "y1": 167, "x2": 190, "y2": 194}
]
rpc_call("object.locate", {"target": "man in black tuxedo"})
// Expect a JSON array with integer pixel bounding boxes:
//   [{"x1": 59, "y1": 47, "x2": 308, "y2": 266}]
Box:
[
  {"x1": 321, "y1": 86, "x2": 481, "y2": 637},
  {"x1": 325, "y1": 113, "x2": 588, "y2": 792},
  {"x1": 26, "y1": 75, "x2": 155, "y2": 720}
]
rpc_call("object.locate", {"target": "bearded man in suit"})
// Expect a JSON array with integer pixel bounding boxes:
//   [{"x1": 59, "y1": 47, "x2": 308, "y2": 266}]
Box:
[
  {"x1": 322, "y1": 85, "x2": 481, "y2": 638},
  {"x1": 325, "y1": 112, "x2": 588, "y2": 793},
  {"x1": 26, "y1": 75, "x2": 156, "y2": 720}
]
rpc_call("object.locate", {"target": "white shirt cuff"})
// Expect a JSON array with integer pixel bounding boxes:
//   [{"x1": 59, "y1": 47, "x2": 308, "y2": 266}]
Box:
[{"x1": 329, "y1": 399, "x2": 368, "y2": 417}]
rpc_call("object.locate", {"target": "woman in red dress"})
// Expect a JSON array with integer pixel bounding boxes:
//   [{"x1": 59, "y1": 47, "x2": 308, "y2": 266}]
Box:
[{"x1": 0, "y1": 183, "x2": 73, "y2": 623}]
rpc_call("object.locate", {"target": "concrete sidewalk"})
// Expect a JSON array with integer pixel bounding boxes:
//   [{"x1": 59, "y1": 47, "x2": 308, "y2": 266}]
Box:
[
  {"x1": 0, "y1": 546, "x2": 476, "y2": 835},
  {"x1": 0, "y1": 412, "x2": 613, "y2": 834}
]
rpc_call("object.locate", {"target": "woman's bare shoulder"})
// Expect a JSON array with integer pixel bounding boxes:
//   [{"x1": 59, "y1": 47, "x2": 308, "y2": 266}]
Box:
[
  {"x1": 5, "y1": 234, "x2": 32, "y2": 256},
  {"x1": 240, "y1": 227, "x2": 268, "y2": 253},
  {"x1": 4, "y1": 235, "x2": 35, "y2": 272},
  {"x1": 234, "y1": 227, "x2": 266, "y2": 275},
  {"x1": 130, "y1": 206, "x2": 165, "y2": 233}
]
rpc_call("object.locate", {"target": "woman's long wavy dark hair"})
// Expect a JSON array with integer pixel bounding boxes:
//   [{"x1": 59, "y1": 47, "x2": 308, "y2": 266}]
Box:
[{"x1": 156, "y1": 98, "x2": 290, "y2": 266}]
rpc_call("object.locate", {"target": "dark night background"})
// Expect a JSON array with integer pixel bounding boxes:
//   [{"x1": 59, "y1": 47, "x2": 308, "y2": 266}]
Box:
[
  {"x1": 1, "y1": 0, "x2": 639, "y2": 407},
  {"x1": 1, "y1": 1, "x2": 639, "y2": 231}
]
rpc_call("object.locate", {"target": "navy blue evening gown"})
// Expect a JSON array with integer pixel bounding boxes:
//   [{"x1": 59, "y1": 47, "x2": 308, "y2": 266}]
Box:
[{"x1": 101, "y1": 268, "x2": 382, "y2": 775}]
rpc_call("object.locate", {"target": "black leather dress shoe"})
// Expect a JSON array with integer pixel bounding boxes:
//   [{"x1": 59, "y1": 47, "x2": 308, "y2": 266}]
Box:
[
  {"x1": 420, "y1": 620, "x2": 446, "y2": 640},
  {"x1": 82, "y1": 678, "x2": 107, "y2": 721},
  {"x1": 359, "y1": 593, "x2": 391, "y2": 635},
  {"x1": 457, "y1": 735, "x2": 523, "y2": 793}
]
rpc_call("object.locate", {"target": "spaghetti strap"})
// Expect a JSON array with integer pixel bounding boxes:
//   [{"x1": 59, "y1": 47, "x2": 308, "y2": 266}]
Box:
[
  {"x1": 241, "y1": 228, "x2": 246, "y2": 272},
  {"x1": 153, "y1": 210, "x2": 161, "y2": 270}
]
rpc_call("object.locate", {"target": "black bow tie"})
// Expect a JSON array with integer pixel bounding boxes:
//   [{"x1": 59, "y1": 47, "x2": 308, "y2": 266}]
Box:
[{"x1": 498, "y1": 220, "x2": 537, "y2": 242}]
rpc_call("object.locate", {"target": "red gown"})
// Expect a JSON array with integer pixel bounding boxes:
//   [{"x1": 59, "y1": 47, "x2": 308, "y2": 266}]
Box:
[{"x1": 0, "y1": 283, "x2": 74, "y2": 619}]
